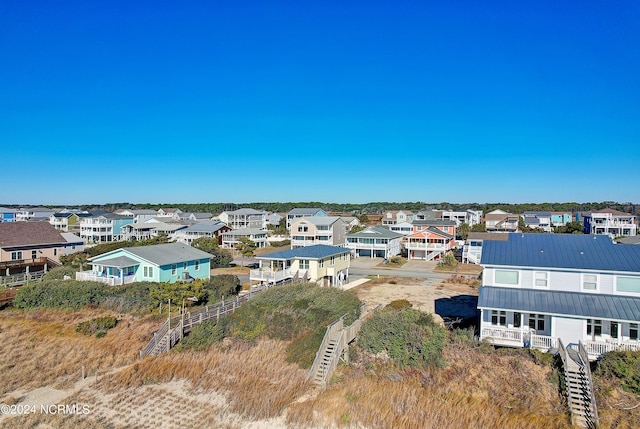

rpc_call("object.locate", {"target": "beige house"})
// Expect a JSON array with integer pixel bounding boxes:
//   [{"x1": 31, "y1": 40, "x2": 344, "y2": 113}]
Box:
[
  {"x1": 290, "y1": 216, "x2": 346, "y2": 249},
  {"x1": 0, "y1": 222, "x2": 68, "y2": 276},
  {"x1": 250, "y1": 244, "x2": 351, "y2": 287}
]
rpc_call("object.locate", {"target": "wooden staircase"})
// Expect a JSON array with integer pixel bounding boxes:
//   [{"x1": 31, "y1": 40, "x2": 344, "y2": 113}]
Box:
[
  {"x1": 308, "y1": 304, "x2": 378, "y2": 389},
  {"x1": 558, "y1": 339, "x2": 599, "y2": 428}
]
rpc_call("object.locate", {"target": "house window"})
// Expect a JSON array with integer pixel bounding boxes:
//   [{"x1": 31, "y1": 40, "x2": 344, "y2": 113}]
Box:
[
  {"x1": 319, "y1": 260, "x2": 324, "y2": 268},
  {"x1": 32, "y1": 250, "x2": 37, "y2": 259},
  {"x1": 630, "y1": 323, "x2": 638, "y2": 341},
  {"x1": 299, "y1": 260, "x2": 309, "y2": 270},
  {"x1": 611, "y1": 322, "x2": 619, "y2": 339},
  {"x1": 11, "y1": 251, "x2": 22, "y2": 260},
  {"x1": 582, "y1": 274, "x2": 598, "y2": 291},
  {"x1": 528, "y1": 314, "x2": 545, "y2": 331},
  {"x1": 495, "y1": 270, "x2": 519, "y2": 285},
  {"x1": 587, "y1": 319, "x2": 602, "y2": 337},
  {"x1": 514, "y1": 312, "x2": 522, "y2": 328},
  {"x1": 183, "y1": 262, "x2": 188, "y2": 270},
  {"x1": 330, "y1": 256, "x2": 335, "y2": 266},
  {"x1": 616, "y1": 277, "x2": 640, "y2": 294},
  {"x1": 534, "y1": 272, "x2": 548, "y2": 287},
  {"x1": 172, "y1": 264, "x2": 177, "y2": 275},
  {"x1": 491, "y1": 310, "x2": 506, "y2": 326},
  {"x1": 143, "y1": 266, "x2": 154, "y2": 278},
  {"x1": 195, "y1": 260, "x2": 200, "y2": 271},
  {"x1": 298, "y1": 225, "x2": 308, "y2": 232}
]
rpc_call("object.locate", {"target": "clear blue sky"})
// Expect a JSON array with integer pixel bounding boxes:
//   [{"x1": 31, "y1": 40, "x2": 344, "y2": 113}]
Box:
[{"x1": 1, "y1": 1, "x2": 639, "y2": 205}]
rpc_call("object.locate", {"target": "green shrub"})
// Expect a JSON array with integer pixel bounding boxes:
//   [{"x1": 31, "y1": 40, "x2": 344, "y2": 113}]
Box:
[
  {"x1": 358, "y1": 308, "x2": 446, "y2": 368},
  {"x1": 229, "y1": 283, "x2": 362, "y2": 367},
  {"x1": 179, "y1": 318, "x2": 229, "y2": 351},
  {"x1": 205, "y1": 275, "x2": 242, "y2": 302},
  {"x1": 13, "y1": 280, "x2": 109, "y2": 309},
  {"x1": 76, "y1": 316, "x2": 118, "y2": 337},
  {"x1": 386, "y1": 299, "x2": 412, "y2": 310},
  {"x1": 43, "y1": 266, "x2": 78, "y2": 281},
  {"x1": 594, "y1": 350, "x2": 640, "y2": 395}
]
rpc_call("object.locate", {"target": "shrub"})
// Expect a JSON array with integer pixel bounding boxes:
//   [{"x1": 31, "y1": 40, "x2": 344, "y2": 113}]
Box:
[
  {"x1": 594, "y1": 350, "x2": 640, "y2": 395},
  {"x1": 42, "y1": 266, "x2": 78, "y2": 281},
  {"x1": 358, "y1": 308, "x2": 446, "y2": 368},
  {"x1": 386, "y1": 299, "x2": 412, "y2": 310},
  {"x1": 205, "y1": 275, "x2": 242, "y2": 302},
  {"x1": 13, "y1": 280, "x2": 109, "y2": 309},
  {"x1": 179, "y1": 318, "x2": 229, "y2": 351},
  {"x1": 76, "y1": 316, "x2": 118, "y2": 337}
]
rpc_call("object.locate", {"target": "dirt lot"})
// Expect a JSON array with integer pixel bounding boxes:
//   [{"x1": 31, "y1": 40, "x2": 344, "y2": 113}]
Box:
[{"x1": 350, "y1": 275, "x2": 480, "y2": 325}]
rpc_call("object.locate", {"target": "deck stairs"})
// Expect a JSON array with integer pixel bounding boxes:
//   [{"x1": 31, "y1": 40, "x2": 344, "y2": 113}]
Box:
[{"x1": 558, "y1": 339, "x2": 599, "y2": 428}]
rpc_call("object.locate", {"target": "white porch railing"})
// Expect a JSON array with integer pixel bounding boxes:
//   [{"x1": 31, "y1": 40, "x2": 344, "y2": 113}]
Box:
[
  {"x1": 481, "y1": 326, "x2": 523, "y2": 344},
  {"x1": 407, "y1": 243, "x2": 448, "y2": 250},
  {"x1": 582, "y1": 340, "x2": 640, "y2": 359},
  {"x1": 75, "y1": 271, "x2": 136, "y2": 286},
  {"x1": 530, "y1": 334, "x2": 556, "y2": 350},
  {"x1": 249, "y1": 268, "x2": 293, "y2": 284}
]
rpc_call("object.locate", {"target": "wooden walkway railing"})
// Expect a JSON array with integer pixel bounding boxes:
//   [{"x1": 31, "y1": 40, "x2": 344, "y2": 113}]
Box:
[
  {"x1": 558, "y1": 339, "x2": 599, "y2": 429},
  {"x1": 308, "y1": 303, "x2": 379, "y2": 389},
  {"x1": 0, "y1": 271, "x2": 46, "y2": 288},
  {"x1": 140, "y1": 277, "x2": 302, "y2": 358}
]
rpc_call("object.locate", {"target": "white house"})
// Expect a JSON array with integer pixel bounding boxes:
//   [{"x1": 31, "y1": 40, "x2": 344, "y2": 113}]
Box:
[
  {"x1": 221, "y1": 228, "x2": 269, "y2": 249},
  {"x1": 381, "y1": 210, "x2": 414, "y2": 226},
  {"x1": 477, "y1": 233, "x2": 640, "y2": 360},
  {"x1": 172, "y1": 221, "x2": 230, "y2": 245},
  {"x1": 346, "y1": 226, "x2": 403, "y2": 259},
  {"x1": 286, "y1": 208, "x2": 327, "y2": 230},
  {"x1": 462, "y1": 232, "x2": 509, "y2": 264},
  {"x1": 583, "y1": 209, "x2": 637, "y2": 238},
  {"x1": 290, "y1": 217, "x2": 346, "y2": 249},
  {"x1": 219, "y1": 208, "x2": 266, "y2": 230}
]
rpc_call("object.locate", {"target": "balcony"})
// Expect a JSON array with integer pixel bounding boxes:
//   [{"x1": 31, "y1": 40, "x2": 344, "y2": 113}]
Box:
[
  {"x1": 76, "y1": 271, "x2": 136, "y2": 286},
  {"x1": 406, "y1": 242, "x2": 448, "y2": 250},
  {"x1": 249, "y1": 268, "x2": 293, "y2": 284},
  {"x1": 582, "y1": 339, "x2": 640, "y2": 360}
]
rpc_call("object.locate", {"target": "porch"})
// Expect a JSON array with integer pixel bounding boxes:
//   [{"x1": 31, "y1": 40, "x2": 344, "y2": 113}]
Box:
[
  {"x1": 249, "y1": 268, "x2": 294, "y2": 285},
  {"x1": 76, "y1": 271, "x2": 136, "y2": 286}
]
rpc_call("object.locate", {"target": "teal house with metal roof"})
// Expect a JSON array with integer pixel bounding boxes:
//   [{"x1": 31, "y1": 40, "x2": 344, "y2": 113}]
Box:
[
  {"x1": 76, "y1": 242, "x2": 212, "y2": 285},
  {"x1": 477, "y1": 233, "x2": 640, "y2": 360}
]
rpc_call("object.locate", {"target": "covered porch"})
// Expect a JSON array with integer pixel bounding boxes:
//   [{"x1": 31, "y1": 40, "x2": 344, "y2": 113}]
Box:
[{"x1": 75, "y1": 255, "x2": 138, "y2": 286}]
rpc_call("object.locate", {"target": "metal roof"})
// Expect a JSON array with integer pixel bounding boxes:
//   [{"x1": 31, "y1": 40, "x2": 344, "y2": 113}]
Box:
[
  {"x1": 257, "y1": 244, "x2": 349, "y2": 260},
  {"x1": 183, "y1": 221, "x2": 227, "y2": 233},
  {"x1": 287, "y1": 208, "x2": 325, "y2": 215},
  {"x1": 481, "y1": 233, "x2": 640, "y2": 272},
  {"x1": 478, "y1": 286, "x2": 640, "y2": 322},
  {"x1": 293, "y1": 216, "x2": 342, "y2": 226},
  {"x1": 348, "y1": 226, "x2": 404, "y2": 239},
  {"x1": 411, "y1": 219, "x2": 457, "y2": 226}
]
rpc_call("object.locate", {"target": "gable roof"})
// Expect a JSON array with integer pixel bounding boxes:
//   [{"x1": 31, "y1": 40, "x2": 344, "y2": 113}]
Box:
[
  {"x1": 481, "y1": 233, "x2": 640, "y2": 272},
  {"x1": 412, "y1": 219, "x2": 457, "y2": 227},
  {"x1": 287, "y1": 208, "x2": 325, "y2": 216},
  {"x1": 91, "y1": 242, "x2": 212, "y2": 266},
  {"x1": 0, "y1": 222, "x2": 67, "y2": 248},
  {"x1": 409, "y1": 226, "x2": 454, "y2": 239},
  {"x1": 183, "y1": 221, "x2": 228, "y2": 233},
  {"x1": 227, "y1": 208, "x2": 264, "y2": 215},
  {"x1": 349, "y1": 226, "x2": 404, "y2": 239},
  {"x1": 293, "y1": 216, "x2": 343, "y2": 226},
  {"x1": 257, "y1": 244, "x2": 349, "y2": 260},
  {"x1": 467, "y1": 232, "x2": 510, "y2": 241}
]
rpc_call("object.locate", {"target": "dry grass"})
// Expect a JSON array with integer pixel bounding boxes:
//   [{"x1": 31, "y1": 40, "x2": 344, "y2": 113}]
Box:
[
  {"x1": 287, "y1": 342, "x2": 571, "y2": 429},
  {"x1": 0, "y1": 308, "x2": 158, "y2": 395}
]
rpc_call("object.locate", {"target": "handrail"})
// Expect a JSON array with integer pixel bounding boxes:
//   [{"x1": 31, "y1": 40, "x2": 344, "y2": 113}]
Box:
[{"x1": 578, "y1": 341, "x2": 599, "y2": 428}]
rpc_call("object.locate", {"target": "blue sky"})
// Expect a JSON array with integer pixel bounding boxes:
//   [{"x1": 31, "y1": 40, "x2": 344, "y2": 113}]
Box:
[{"x1": 1, "y1": 1, "x2": 639, "y2": 205}]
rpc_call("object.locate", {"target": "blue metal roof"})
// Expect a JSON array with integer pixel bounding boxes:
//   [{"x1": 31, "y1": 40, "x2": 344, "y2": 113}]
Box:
[
  {"x1": 257, "y1": 244, "x2": 349, "y2": 260},
  {"x1": 481, "y1": 233, "x2": 640, "y2": 272},
  {"x1": 478, "y1": 286, "x2": 640, "y2": 322}
]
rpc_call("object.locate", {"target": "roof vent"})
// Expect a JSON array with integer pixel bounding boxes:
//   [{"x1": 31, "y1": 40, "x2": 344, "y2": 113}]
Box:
[
  {"x1": 580, "y1": 250, "x2": 584, "y2": 255},
  {"x1": 540, "y1": 249, "x2": 544, "y2": 253}
]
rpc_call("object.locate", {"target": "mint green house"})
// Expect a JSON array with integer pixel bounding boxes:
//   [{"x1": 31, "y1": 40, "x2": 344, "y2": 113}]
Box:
[{"x1": 76, "y1": 243, "x2": 212, "y2": 285}]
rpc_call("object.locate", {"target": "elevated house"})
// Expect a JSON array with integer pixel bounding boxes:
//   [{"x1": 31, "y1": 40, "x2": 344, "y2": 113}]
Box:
[
  {"x1": 221, "y1": 228, "x2": 269, "y2": 249},
  {"x1": 485, "y1": 210, "x2": 519, "y2": 233},
  {"x1": 0, "y1": 222, "x2": 68, "y2": 276},
  {"x1": 381, "y1": 210, "x2": 414, "y2": 226},
  {"x1": 16, "y1": 207, "x2": 56, "y2": 222},
  {"x1": 76, "y1": 242, "x2": 212, "y2": 286},
  {"x1": 219, "y1": 208, "x2": 266, "y2": 230},
  {"x1": 551, "y1": 212, "x2": 573, "y2": 227},
  {"x1": 346, "y1": 226, "x2": 403, "y2": 259},
  {"x1": 173, "y1": 221, "x2": 231, "y2": 245},
  {"x1": 582, "y1": 208, "x2": 637, "y2": 238},
  {"x1": 462, "y1": 232, "x2": 509, "y2": 264},
  {"x1": 522, "y1": 211, "x2": 552, "y2": 233},
  {"x1": 250, "y1": 244, "x2": 350, "y2": 287},
  {"x1": 388, "y1": 221, "x2": 414, "y2": 236},
  {"x1": 406, "y1": 220, "x2": 457, "y2": 261},
  {"x1": 120, "y1": 220, "x2": 188, "y2": 242},
  {"x1": 0, "y1": 207, "x2": 18, "y2": 223},
  {"x1": 440, "y1": 209, "x2": 483, "y2": 228},
  {"x1": 477, "y1": 233, "x2": 640, "y2": 360},
  {"x1": 290, "y1": 216, "x2": 346, "y2": 249},
  {"x1": 115, "y1": 209, "x2": 159, "y2": 223},
  {"x1": 49, "y1": 212, "x2": 83, "y2": 232},
  {"x1": 286, "y1": 208, "x2": 327, "y2": 230},
  {"x1": 78, "y1": 213, "x2": 134, "y2": 244}
]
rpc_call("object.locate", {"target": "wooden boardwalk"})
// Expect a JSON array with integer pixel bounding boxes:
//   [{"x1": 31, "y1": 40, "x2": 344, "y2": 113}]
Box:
[{"x1": 558, "y1": 339, "x2": 599, "y2": 428}]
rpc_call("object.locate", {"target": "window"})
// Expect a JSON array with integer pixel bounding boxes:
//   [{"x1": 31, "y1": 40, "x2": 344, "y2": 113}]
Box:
[
  {"x1": 53, "y1": 248, "x2": 57, "y2": 256},
  {"x1": 32, "y1": 250, "x2": 37, "y2": 259},
  {"x1": 297, "y1": 225, "x2": 308, "y2": 233},
  {"x1": 630, "y1": 323, "x2": 638, "y2": 341},
  {"x1": 528, "y1": 314, "x2": 545, "y2": 331},
  {"x1": 319, "y1": 260, "x2": 324, "y2": 268},
  {"x1": 611, "y1": 322, "x2": 619, "y2": 339},
  {"x1": 183, "y1": 262, "x2": 188, "y2": 270},
  {"x1": 172, "y1": 264, "x2": 177, "y2": 275},
  {"x1": 514, "y1": 312, "x2": 522, "y2": 328},
  {"x1": 195, "y1": 260, "x2": 200, "y2": 271},
  {"x1": 11, "y1": 251, "x2": 22, "y2": 260},
  {"x1": 143, "y1": 266, "x2": 154, "y2": 278},
  {"x1": 616, "y1": 277, "x2": 640, "y2": 294},
  {"x1": 495, "y1": 270, "x2": 519, "y2": 285},
  {"x1": 299, "y1": 260, "x2": 309, "y2": 270},
  {"x1": 491, "y1": 310, "x2": 506, "y2": 326},
  {"x1": 330, "y1": 256, "x2": 335, "y2": 266},
  {"x1": 582, "y1": 274, "x2": 598, "y2": 291},
  {"x1": 587, "y1": 319, "x2": 602, "y2": 337},
  {"x1": 534, "y1": 272, "x2": 548, "y2": 287}
]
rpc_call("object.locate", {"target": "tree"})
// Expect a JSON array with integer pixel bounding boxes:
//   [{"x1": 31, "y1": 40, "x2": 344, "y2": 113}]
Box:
[
  {"x1": 457, "y1": 222, "x2": 470, "y2": 240},
  {"x1": 554, "y1": 221, "x2": 584, "y2": 234},
  {"x1": 470, "y1": 223, "x2": 486, "y2": 232},
  {"x1": 235, "y1": 237, "x2": 256, "y2": 267},
  {"x1": 192, "y1": 237, "x2": 232, "y2": 268}
]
